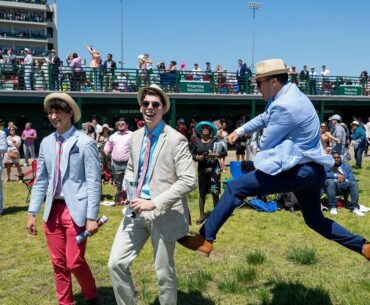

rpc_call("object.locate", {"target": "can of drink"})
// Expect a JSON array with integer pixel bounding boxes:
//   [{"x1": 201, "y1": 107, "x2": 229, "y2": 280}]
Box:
[{"x1": 75, "y1": 215, "x2": 108, "y2": 244}]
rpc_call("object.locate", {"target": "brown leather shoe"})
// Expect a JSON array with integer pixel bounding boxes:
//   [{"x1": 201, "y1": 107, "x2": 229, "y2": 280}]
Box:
[
  {"x1": 363, "y1": 242, "x2": 370, "y2": 260},
  {"x1": 177, "y1": 234, "x2": 213, "y2": 257}
]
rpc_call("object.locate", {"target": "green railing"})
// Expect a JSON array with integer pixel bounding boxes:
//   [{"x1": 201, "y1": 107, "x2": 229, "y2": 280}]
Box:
[{"x1": 0, "y1": 63, "x2": 369, "y2": 96}]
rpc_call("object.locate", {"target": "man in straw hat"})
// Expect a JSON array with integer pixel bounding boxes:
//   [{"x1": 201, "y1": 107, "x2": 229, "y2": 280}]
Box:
[
  {"x1": 108, "y1": 84, "x2": 196, "y2": 305},
  {"x1": 104, "y1": 117, "x2": 132, "y2": 204},
  {"x1": 179, "y1": 58, "x2": 370, "y2": 260},
  {"x1": 26, "y1": 92, "x2": 101, "y2": 305}
]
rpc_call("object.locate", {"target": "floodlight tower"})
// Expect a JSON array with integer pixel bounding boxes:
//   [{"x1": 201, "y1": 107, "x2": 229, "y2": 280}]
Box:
[{"x1": 248, "y1": 2, "x2": 262, "y2": 69}]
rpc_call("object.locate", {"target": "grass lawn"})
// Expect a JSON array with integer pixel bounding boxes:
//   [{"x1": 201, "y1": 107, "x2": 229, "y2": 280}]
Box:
[{"x1": 0, "y1": 161, "x2": 369, "y2": 305}]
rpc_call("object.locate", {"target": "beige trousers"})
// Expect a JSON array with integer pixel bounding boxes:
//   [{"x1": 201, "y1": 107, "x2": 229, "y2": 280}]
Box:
[{"x1": 108, "y1": 216, "x2": 177, "y2": 305}]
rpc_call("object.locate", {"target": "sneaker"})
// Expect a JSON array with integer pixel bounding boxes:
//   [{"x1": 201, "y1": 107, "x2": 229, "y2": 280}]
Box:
[
  {"x1": 359, "y1": 205, "x2": 370, "y2": 213},
  {"x1": 177, "y1": 234, "x2": 213, "y2": 257},
  {"x1": 330, "y1": 208, "x2": 338, "y2": 215},
  {"x1": 23, "y1": 163, "x2": 29, "y2": 167},
  {"x1": 352, "y1": 208, "x2": 365, "y2": 217},
  {"x1": 362, "y1": 243, "x2": 370, "y2": 260},
  {"x1": 321, "y1": 204, "x2": 329, "y2": 211}
]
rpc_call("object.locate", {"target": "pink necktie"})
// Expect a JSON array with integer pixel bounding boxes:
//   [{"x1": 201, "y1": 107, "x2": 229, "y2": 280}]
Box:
[
  {"x1": 136, "y1": 134, "x2": 152, "y2": 197},
  {"x1": 53, "y1": 135, "x2": 65, "y2": 198}
]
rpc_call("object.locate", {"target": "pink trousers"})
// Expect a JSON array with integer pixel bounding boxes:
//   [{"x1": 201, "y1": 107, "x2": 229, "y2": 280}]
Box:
[{"x1": 44, "y1": 203, "x2": 98, "y2": 305}]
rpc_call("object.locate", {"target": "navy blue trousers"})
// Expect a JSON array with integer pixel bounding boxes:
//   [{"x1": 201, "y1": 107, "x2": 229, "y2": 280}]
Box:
[{"x1": 200, "y1": 162, "x2": 366, "y2": 254}]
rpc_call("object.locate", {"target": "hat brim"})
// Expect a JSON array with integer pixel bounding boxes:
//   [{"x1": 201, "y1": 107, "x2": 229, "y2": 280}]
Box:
[
  {"x1": 255, "y1": 68, "x2": 290, "y2": 80},
  {"x1": 44, "y1": 93, "x2": 81, "y2": 123},
  {"x1": 195, "y1": 121, "x2": 217, "y2": 137},
  {"x1": 137, "y1": 85, "x2": 170, "y2": 114}
]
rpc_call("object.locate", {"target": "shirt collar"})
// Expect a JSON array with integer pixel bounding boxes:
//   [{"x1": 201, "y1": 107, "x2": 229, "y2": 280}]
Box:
[
  {"x1": 145, "y1": 120, "x2": 165, "y2": 138},
  {"x1": 56, "y1": 126, "x2": 75, "y2": 140},
  {"x1": 264, "y1": 83, "x2": 293, "y2": 111}
]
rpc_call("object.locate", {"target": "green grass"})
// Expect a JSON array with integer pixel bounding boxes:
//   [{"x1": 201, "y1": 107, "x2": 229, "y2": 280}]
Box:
[
  {"x1": 246, "y1": 250, "x2": 266, "y2": 265},
  {"x1": 1, "y1": 160, "x2": 370, "y2": 304},
  {"x1": 287, "y1": 246, "x2": 318, "y2": 265}
]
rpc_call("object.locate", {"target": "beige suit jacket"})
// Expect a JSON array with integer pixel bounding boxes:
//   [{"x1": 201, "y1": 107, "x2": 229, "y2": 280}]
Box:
[{"x1": 125, "y1": 124, "x2": 196, "y2": 241}]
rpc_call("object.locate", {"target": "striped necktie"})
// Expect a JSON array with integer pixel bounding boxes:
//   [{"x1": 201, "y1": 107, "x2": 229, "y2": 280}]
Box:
[
  {"x1": 136, "y1": 133, "x2": 152, "y2": 197},
  {"x1": 53, "y1": 135, "x2": 65, "y2": 198}
]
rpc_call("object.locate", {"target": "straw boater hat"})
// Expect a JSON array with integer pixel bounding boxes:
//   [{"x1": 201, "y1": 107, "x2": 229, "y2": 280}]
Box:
[
  {"x1": 137, "y1": 84, "x2": 171, "y2": 114},
  {"x1": 44, "y1": 92, "x2": 81, "y2": 123},
  {"x1": 255, "y1": 58, "x2": 289, "y2": 80}
]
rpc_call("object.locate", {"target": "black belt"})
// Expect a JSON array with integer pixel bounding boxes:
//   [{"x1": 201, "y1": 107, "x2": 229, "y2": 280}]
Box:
[
  {"x1": 112, "y1": 160, "x2": 128, "y2": 165},
  {"x1": 53, "y1": 199, "x2": 66, "y2": 204}
]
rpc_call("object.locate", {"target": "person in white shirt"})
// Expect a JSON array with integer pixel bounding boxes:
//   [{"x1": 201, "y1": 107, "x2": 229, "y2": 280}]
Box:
[
  {"x1": 192, "y1": 63, "x2": 202, "y2": 81},
  {"x1": 320, "y1": 65, "x2": 331, "y2": 78},
  {"x1": 23, "y1": 48, "x2": 34, "y2": 90}
]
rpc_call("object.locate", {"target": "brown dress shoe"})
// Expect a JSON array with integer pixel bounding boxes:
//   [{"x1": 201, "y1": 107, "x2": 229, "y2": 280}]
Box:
[
  {"x1": 363, "y1": 242, "x2": 370, "y2": 260},
  {"x1": 177, "y1": 234, "x2": 213, "y2": 257}
]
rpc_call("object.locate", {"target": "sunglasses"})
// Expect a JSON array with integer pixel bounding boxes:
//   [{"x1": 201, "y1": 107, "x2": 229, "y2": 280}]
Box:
[
  {"x1": 141, "y1": 101, "x2": 161, "y2": 108},
  {"x1": 256, "y1": 78, "x2": 271, "y2": 88},
  {"x1": 320, "y1": 125, "x2": 326, "y2": 128}
]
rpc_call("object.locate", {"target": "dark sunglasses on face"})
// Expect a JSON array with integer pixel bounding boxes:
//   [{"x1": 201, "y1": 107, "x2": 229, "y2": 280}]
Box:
[
  {"x1": 256, "y1": 78, "x2": 270, "y2": 88},
  {"x1": 141, "y1": 101, "x2": 161, "y2": 108}
]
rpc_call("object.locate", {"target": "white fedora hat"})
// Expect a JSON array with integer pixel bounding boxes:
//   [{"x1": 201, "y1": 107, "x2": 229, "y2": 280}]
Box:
[
  {"x1": 44, "y1": 92, "x2": 81, "y2": 123},
  {"x1": 328, "y1": 114, "x2": 342, "y2": 121},
  {"x1": 137, "y1": 84, "x2": 170, "y2": 114},
  {"x1": 255, "y1": 58, "x2": 289, "y2": 80}
]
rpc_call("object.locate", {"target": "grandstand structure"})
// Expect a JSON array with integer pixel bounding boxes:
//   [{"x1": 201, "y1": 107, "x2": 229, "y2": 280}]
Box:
[{"x1": 0, "y1": 0, "x2": 57, "y2": 58}]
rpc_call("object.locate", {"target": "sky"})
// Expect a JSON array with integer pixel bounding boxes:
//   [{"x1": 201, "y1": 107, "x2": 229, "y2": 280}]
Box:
[{"x1": 57, "y1": 0, "x2": 370, "y2": 76}]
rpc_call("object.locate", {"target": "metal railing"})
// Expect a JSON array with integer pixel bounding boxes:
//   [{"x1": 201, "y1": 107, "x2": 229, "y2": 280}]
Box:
[
  {"x1": 0, "y1": 11, "x2": 46, "y2": 23},
  {"x1": 0, "y1": 0, "x2": 47, "y2": 5},
  {"x1": 0, "y1": 63, "x2": 369, "y2": 96}
]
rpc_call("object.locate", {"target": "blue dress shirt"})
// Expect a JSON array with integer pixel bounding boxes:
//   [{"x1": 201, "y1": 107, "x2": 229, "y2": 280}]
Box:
[{"x1": 138, "y1": 120, "x2": 165, "y2": 199}]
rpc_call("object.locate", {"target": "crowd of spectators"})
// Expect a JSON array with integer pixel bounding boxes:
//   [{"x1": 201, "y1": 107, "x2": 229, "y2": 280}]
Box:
[
  {"x1": 2, "y1": 45, "x2": 369, "y2": 95},
  {"x1": 1, "y1": 110, "x2": 370, "y2": 221}
]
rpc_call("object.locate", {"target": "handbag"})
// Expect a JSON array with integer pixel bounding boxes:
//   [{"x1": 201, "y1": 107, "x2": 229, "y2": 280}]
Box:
[{"x1": 8, "y1": 149, "x2": 20, "y2": 160}]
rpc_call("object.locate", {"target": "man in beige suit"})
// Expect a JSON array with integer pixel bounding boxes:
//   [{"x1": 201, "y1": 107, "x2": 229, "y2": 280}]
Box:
[{"x1": 108, "y1": 84, "x2": 196, "y2": 305}]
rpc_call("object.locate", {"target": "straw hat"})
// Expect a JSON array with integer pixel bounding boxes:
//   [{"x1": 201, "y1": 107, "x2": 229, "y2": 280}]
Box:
[
  {"x1": 44, "y1": 92, "x2": 81, "y2": 123},
  {"x1": 351, "y1": 120, "x2": 359, "y2": 126},
  {"x1": 255, "y1": 59, "x2": 289, "y2": 80},
  {"x1": 101, "y1": 123, "x2": 113, "y2": 131},
  {"x1": 137, "y1": 84, "x2": 170, "y2": 114}
]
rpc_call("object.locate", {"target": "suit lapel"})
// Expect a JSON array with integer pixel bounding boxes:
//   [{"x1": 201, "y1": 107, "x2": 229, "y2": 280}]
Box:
[
  {"x1": 147, "y1": 125, "x2": 167, "y2": 180},
  {"x1": 50, "y1": 132, "x2": 57, "y2": 180},
  {"x1": 134, "y1": 128, "x2": 145, "y2": 180},
  {"x1": 61, "y1": 129, "x2": 79, "y2": 179}
]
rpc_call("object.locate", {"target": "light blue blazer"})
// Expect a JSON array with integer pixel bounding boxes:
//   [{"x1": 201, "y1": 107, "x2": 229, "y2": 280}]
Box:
[
  {"x1": 28, "y1": 127, "x2": 101, "y2": 227},
  {"x1": 236, "y1": 83, "x2": 333, "y2": 175}
]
